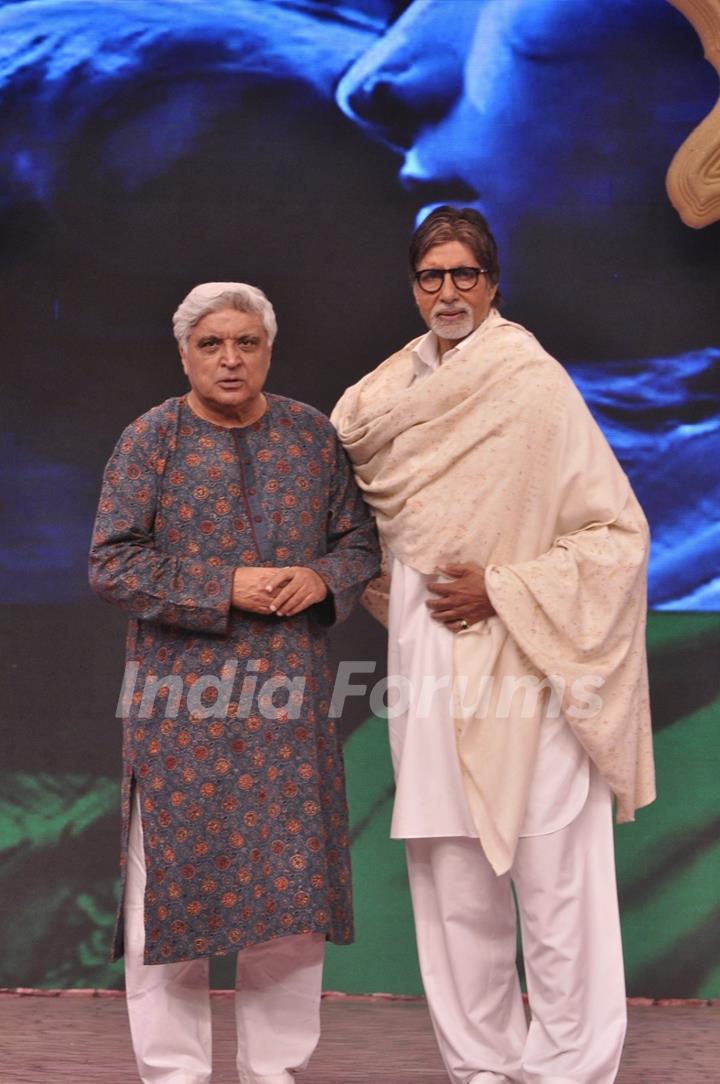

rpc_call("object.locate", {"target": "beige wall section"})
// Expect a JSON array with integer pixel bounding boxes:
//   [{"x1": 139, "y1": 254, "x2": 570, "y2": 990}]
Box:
[{"x1": 666, "y1": 0, "x2": 720, "y2": 227}]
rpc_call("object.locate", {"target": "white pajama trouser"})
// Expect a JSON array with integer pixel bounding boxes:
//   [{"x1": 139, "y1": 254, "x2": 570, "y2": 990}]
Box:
[
  {"x1": 405, "y1": 767, "x2": 627, "y2": 1084},
  {"x1": 124, "y1": 790, "x2": 325, "y2": 1084}
]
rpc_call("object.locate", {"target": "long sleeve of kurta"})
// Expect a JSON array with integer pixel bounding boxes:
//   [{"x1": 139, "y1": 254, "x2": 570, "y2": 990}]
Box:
[
  {"x1": 360, "y1": 539, "x2": 392, "y2": 628},
  {"x1": 89, "y1": 412, "x2": 235, "y2": 634},
  {"x1": 307, "y1": 435, "x2": 381, "y2": 625}
]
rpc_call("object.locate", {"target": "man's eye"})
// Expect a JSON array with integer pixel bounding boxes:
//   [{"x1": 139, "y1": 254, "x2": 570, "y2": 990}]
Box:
[
  {"x1": 198, "y1": 338, "x2": 219, "y2": 349},
  {"x1": 238, "y1": 338, "x2": 259, "y2": 348}
]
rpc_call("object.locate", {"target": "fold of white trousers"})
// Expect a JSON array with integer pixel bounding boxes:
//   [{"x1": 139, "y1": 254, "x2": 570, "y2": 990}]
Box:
[
  {"x1": 124, "y1": 787, "x2": 324, "y2": 1084},
  {"x1": 405, "y1": 766, "x2": 627, "y2": 1084}
]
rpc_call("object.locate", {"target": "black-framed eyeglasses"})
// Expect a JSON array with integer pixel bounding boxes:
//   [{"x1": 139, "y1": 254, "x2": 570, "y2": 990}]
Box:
[{"x1": 414, "y1": 266, "x2": 487, "y2": 294}]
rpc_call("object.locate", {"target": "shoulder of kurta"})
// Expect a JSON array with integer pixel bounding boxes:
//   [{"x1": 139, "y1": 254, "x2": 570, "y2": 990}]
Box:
[
  {"x1": 116, "y1": 396, "x2": 183, "y2": 449},
  {"x1": 267, "y1": 393, "x2": 329, "y2": 422},
  {"x1": 267, "y1": 394, "x2": 338, "y2": 445}
]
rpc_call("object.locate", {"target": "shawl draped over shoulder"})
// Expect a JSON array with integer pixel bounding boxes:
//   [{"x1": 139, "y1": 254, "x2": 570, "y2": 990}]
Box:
[{"x1": 332, "y1": 309, "x2": 654, "y2": 874}]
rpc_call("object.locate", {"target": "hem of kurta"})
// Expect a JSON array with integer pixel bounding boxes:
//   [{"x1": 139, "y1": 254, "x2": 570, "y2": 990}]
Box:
[
  {"x1": 110, "y1": 772, "x2": 354, "y2": 965},
  {"x1": 112, "y1": 922, "x2": 353, "y2": 966}
]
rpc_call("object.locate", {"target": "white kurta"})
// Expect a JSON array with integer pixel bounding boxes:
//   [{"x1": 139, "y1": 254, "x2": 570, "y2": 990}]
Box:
[
  {"x1": 387, "y1": 330, "x2": 589, "y2": 843},
  {"x1": 388, "y1": 558, "x2": 589, "y2": 840}
]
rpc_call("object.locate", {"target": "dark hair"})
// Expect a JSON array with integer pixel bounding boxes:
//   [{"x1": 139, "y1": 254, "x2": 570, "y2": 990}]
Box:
[{"x1": 409, "y1": 205, "x2": 502, "y2": 307}]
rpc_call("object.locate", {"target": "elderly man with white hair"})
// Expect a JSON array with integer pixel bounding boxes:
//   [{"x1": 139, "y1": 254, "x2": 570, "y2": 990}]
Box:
[{"x1": 89, "y1": 282, "x2": 379, "y2": 1084}]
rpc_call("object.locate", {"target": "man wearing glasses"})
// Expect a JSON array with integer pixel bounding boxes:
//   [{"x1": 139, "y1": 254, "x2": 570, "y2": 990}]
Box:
[{"x1": 332, "y1": 206, "x2": 654, "y2": 1084}]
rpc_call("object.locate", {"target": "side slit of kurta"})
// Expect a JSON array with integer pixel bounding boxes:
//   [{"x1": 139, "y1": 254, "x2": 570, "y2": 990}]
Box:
[{"x1": 113, "y1": 769, "x2": 140, "y2": 961}]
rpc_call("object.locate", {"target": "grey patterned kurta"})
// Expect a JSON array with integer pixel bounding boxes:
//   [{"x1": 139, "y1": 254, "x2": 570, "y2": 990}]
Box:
[{"x1": 90, "y1": 394, "x2": 379, "y2": 964}]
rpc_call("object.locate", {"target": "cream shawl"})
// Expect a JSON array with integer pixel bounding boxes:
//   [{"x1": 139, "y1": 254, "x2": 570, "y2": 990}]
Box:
[{"x1": 332, "y1": 309, "x2": 655, "y2": 874}]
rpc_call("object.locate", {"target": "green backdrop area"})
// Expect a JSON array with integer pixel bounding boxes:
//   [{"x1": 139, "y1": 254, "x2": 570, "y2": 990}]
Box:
[{"x1": 1, "y1": 612, "x2": 718, "y2": 996}]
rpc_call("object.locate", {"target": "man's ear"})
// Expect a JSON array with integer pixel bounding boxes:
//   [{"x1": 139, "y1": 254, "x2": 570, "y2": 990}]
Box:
[{"x1": 179, "y1": 345, "x2": 188, "y2": 376}]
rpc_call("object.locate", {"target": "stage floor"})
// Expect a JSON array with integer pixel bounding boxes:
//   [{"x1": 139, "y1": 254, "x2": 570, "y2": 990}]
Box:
[{"x1": 1, "y1": 993, "x2": 718, "y2": 1082}]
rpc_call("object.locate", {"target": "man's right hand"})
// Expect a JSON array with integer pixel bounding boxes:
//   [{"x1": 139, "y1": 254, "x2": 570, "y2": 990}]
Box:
[{"x1": 231, "y1": 568, "x2": 277, "y2": 614}]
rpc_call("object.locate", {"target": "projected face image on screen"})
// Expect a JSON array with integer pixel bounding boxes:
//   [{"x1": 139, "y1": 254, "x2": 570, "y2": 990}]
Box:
[
  {"x1": 335, "y1": 0, "x2": 720, "y2": 611},
  {"x1": 0, "y1": 0, "x2": 718, "y2": 610}
]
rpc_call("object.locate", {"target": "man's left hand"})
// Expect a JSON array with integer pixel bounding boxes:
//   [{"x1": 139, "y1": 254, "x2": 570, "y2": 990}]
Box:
[
  {"x1": 264, "y1": 566, "x2": 328, "y2": 617},
  {"x1": 426, "y1": 562, "x2": 495, "y2": 631}
]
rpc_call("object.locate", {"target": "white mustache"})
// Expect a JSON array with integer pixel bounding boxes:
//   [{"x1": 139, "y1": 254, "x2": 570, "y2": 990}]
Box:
[{"x1": 432, "y1": 303, "x2": 472, "y2": 318}]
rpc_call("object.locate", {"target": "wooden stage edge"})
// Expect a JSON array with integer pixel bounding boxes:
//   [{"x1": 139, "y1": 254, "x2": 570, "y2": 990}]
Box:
[{"x1": 2, "y1": 990, "x2": 719, "y2": 1083}]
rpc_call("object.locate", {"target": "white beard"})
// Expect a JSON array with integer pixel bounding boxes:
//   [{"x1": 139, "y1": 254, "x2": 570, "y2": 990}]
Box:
[{"x1": 430, "y1": 310, "x2": 474, "y2": 341}]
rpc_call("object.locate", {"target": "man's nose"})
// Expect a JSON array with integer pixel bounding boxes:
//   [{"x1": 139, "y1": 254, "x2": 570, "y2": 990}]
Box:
[
  {"x1": 219, "y1": 340, "x2": 242, "y2": 365},
  {"x1": 438, "y1": 273, "x2": 460, "y2": 302},
  {"x1": 336, "y1": 0, "x2": 470, "y2": 150}
]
